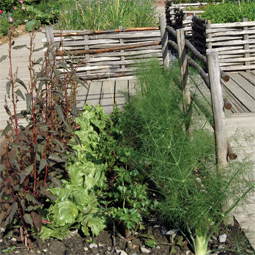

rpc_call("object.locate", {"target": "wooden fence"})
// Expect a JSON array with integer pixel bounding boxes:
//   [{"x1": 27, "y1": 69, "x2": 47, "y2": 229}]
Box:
[
  {"x1": 43, "y1": 27, "x2": 163, "y2": 81},
  {"x1": 165, "y1": 1, "x2": 207, "y2": 37},
  {"x1": 160, "y1": 16, "x2": 236, "y2": 167},
  {"x1": 206, "y1": 19, "x2": 255, "y2": 71},
  {"x1": 168, "y1": 10, "x2": 255, "y2": 72}
]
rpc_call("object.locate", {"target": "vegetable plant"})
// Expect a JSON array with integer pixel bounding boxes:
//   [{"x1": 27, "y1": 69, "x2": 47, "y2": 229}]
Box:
[{"x1": 117, "y1": 58, "x2": 255, "y2": 255}]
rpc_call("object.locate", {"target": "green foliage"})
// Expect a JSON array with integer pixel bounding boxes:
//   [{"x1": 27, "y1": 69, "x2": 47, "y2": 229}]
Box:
[
  {"x1": 0, "y1": 0, "x2": 36, "y2": 12},
  {"x1": 201, "y1": 2, "x2": 255, "y2": 23},
  {"x1": 58, "y1": 0, "x2": 158, "y2": 31},
  {"x1": 0, "y1": 14, "x2": 10, "y2": 37},
  {"x1": 25, "y1": 19, "x2": 41, "y2": 31},
  {"x1": 117, "y1": 58, "x2": 254, "y2": 255}
]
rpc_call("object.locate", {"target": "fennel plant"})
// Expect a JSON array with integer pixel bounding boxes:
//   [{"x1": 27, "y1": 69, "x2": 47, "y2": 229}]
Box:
[{"x1": 120, "y1": 59, "x2": 255, "y2": 255}]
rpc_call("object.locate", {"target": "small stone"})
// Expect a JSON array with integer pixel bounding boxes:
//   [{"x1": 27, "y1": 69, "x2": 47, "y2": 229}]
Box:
[
  {"x1": 153, "y1": 224, "x2": 160, "y2": 228},
  {"x1": 165, "y1": 229, "x2": 178, "y2": 236},
  {"x1": 42, "y1": 249, "x2": 47, "y2": 253},
  {"x1": 156, "y1": 246, "x2": 160, "y2": 249},
  {"x1": 89, "y1": 243, "x2": 98, "y2": 249},
  {"x1": 0, "y1": 227, "x2": 5, "y2": 232},
  {"x1": 99, "y1": 243, "x2": 105, "y2": 247},
  {"x1": 140, "y1": 247, "x2": 151, "y2": 253},
  {"x1": 245, "y1": 249, "x2": 254, "y2": 254},
  {"x1": 107, "y1": 247, "x2": 111, "y2": 251},
  {"x1": 11, "y1": 237, "x2": 17, "y2": 242},
  {"x1": 116, "y1": 250, "x2": 128, "y2": 255},
  {"x1": 127, "y1": 241, "x2": 133, "y2": 249},
  {"x1": 0, "y1": 239, "x2": 2, "y2": 243},
  {"x1": 161, "y1": 229, "x2": 166, "y2": 235},
  {"x1": 148, "y1": 218, "x2": 157, "y2": 223},
  {"x1": 132, "y1": 253, "x2": 138, "y2": 255},
  {"x1": 15, "y1": 251, "x2": 20, "y2": 254},
  {"x1": 84, "y1": 247, "x2": 89, "y2": 251},
  {"x1": 219, "y1": 234, "x2": 227, "y2": 243},
  {"x1": 37, "y1": 251, "x2": 41, "y2": 254}
]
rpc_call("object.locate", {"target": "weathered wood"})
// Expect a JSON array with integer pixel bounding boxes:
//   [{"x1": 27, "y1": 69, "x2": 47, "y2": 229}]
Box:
[
  {"x1": 53, "y1": 27, "x2": 159, "y2": 37},
  {"x1": 221, "y1": 76, "x2": 255, "y2": 112},
  {"x1": 56, "y1": 41, "x2": 161, "y2": 56},
  {"x1": 176, "y1": 29, "x2": 191, "y2": 130},
  {"x1": 206, "y1": 36, "x2": 243, "y2": 43},
  {"x1": 220, "y1": 65, "x2": 255, "y2": 71},
  {"x1": 224, "y1": 98, "x2": 232, "y2": 110},
  {"x1": 239, "y1": 71, "x2": 255, "y2": 85},
  {"x1": 160, "y1": 16, "x2": 169, "y2": 70},
  {"x1": 208, "y1": 30, "x2": 255, "y2": 37},
  {"x1": 212, "y1": 39, "x2": 255, "y2": 47},
  {"x1": 207, "y1": 50, "x2": 228, "y2": 168},
  {"x1": 227, "y1": 142, "x2": 237, "y2": 160},
  {"x1": 206, "y1": 20, "x2": 212, "y2": 49},
  {"x1": 211, "y1": 21, "x2": 255, "y2": 28},
  {"x1": 243, "y1": 18, "x2": 251, "y2": 71},
  {"x1": 227, "y1": 73, "x2": 255, "y2": 99},
  {"x1": 45, "y1": 26, "x2": 54, "y2": 44}
]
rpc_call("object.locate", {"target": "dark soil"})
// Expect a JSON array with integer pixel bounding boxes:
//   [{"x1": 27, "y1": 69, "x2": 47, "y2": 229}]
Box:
[{"x1": 0, "y1": 216, "x2": 254, "y2": 255}]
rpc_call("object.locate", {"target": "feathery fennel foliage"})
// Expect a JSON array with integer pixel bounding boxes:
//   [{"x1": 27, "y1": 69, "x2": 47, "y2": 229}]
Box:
[{"x1": 119, "y1": 59, "x2": 254, "y2": 255}]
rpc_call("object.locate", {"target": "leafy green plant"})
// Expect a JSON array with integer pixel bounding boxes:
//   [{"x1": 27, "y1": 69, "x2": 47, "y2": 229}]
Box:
[
  {"x1": 116, "y1": 58, "x2": 254, "y2": 255},
  {"x1": 201, "y1": 2, "x2": 255, "y2": 23},
  {"x1": 58, "y1": 0, "x2": 158, "y2": 31}
]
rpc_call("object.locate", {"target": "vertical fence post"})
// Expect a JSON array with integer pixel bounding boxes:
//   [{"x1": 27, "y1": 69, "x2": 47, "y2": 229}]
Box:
[
  {"x1": 176, "y1": 28, "x2": 191, "y2": 130},
  {"x1": 243, "y1": 18, "x2": 250, "y2": 72},
  {"x1": 206, "y1": 20, "x2": 212, "y2": 50},
  {"x1": 159, "y1": 15, "x2": 169, "y2": 70},
  {"x1": 45, "y1": 26, "x2": 54, "y2": 44},
  {"x1": 207, "y1": 50, "x2": 228, "y2": 168}
]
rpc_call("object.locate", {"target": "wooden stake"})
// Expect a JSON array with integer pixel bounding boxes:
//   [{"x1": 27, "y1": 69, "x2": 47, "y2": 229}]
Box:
[
  {"x1": 207, "y1": 50, "x2": 228, "y2": 168},
  {"x1": 160, "y1": 15, "x2": 169, "y2": 70},
  {"x1": 176, "y1": 28, "x2": 191, "y2": 131}
]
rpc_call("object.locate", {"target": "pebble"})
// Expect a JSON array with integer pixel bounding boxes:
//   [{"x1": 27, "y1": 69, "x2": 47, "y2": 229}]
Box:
[
  {"x1": 42, "y1": 249, "x2": 47, "y2": 253},
  {"x1": 219, "y1": 234, "x2": 227, "y2": 243},
  {"x1": 116, "y1": 250, "x2": 128, "y2": 255},
  {"x1": 165, "y1": 229, "x2": 178, "y2": 235},
  {"x1": 84, "y1": 247, "x2": 88, "y2": 251},
  {"x1": 156, "y1": 245, "x2": 160, "y2": 249},
  {"x1": 89, "y1": 243, "x2": 98, "y2": 249},
  {"x1": 153, "y1": 224, "x2": 160, "y2": 228},
  {"x1": 140, "y1": 247, "x2": 151, "y2": 253},
  {"x1": 11, "y1": 237, "x2": 17, "y2": 242},
  {"x1": 0, "y1": 239, "x2": 2, "y2": 243},
  {"x1": 132, "y1": 253, "x2": 138, "y2": 255}
]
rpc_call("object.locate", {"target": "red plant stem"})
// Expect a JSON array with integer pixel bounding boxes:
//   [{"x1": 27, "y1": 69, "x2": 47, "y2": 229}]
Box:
[{"x1": 8, "y1": 28, "x2": 19, "y2": 144}]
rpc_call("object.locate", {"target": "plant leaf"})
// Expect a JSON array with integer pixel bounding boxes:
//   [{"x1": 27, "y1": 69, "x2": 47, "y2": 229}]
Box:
[
  {"x1": 19, "y1": 164, "x2": 34, "y2": 184},
  {"x1": 52, "y1": 139, "x2": 64, "y2": 151},
  {"x1": 1, "y1": 122, "x2": 12, "y2": 136},
  {"x1": 12, "y1": 44, "x2": 27, "y2": 50},
  {"x1": 33, "y1": 47, "x2": 45, "y2": 52},
  {"x1": 4, "y1": 105, "x2": 11, "y2": 116},
  {"x1": 33, "y1": 57, "x2": 43, "y2": 65},
  {"x1": 23, "y1": 214, "x2": 33, "y2": 226},
  {"x1": 16, "y1": 78, "x2": 28, "y2": 92},
  {"x1": 0, "y1": 55, "x2": 8, "y2": 63},
  {"x1": 15, "y1": 89, "x2": 25, "y2": 100},
  {"x1": 31, "y1": 211, "x2": 42, "y2": 232},
  {"x1": 45, "y1": 190, "x2": 57, "y2": 200},
  {"x1": 48, "y1": 153, "x2": 65, "y2": 163},
  {"x1": 39, "y1": 158, "x2": 47, "y2": 171},
  {"x1": 26, "y1": 93, "x2": 32, "y2": 111},
  {"x1": 25, "y1": 193, "x2": 42, "y2": 206},
  {"x1": 6, "y1": 80, "x2": 11, "y2": 98},
  {"x1": 9, "y1": 202, "x2": 18, "y2": 224}
]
